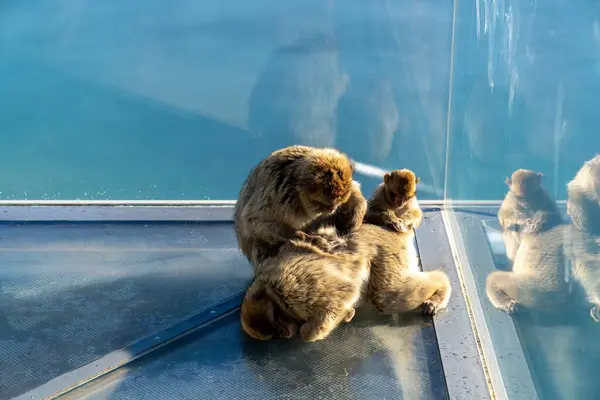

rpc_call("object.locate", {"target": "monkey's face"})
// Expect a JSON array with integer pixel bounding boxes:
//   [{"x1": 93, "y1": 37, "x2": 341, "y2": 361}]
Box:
[
  {"x1": 384, "y1": 169, "x2": 419, "y2": 208},
  {"x1": 506, "y1": 169, "x2": 542, "y2": 196},
  {"x1": 300, "y1": 152, "x2": 354, "y2": 214}
]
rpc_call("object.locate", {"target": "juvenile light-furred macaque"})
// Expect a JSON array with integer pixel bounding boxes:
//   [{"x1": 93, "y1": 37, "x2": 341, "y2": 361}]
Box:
[
  {"x1": 358, "y1": 170, "x2": 449, "y2": 316},
  {"x1": 316, "y1": 169, "x2": 449, "y2": 316},
  {"x1": 236, "y1": 145, "x2": 368, "y2": 341},
  {"x1": 486, "y1": 225, "x2": 572, "y2": 314},
  {"x1": 498, "y1": 169, "x2": 562, "y2": 261},
  {"x1": 364, "y1": 169, "x2": 423, "y2": 233},
  {"x1": 234, "y1": 145, "x2": 367, "y2": 268},
  {"x1": 566, "y1": 155, "x2": 600, "y2": 321}
]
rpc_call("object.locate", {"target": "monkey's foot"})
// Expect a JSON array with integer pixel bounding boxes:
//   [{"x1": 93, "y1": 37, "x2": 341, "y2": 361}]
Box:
[
  {"x1": 343, "y1": 308, "x2": 355, "y2": 323},
  {"x1": 590, "y1": 306, "x2": 600, "y2": 322},
  {"x1": 275, "y1": 320, "x2": 298, "y2": 339},
  {"x1": 503, "y1": 300, "x2": 522, "y2": 315},
  {"x1": 423, "y1": 300, "x2": 444, "y2": 316}
]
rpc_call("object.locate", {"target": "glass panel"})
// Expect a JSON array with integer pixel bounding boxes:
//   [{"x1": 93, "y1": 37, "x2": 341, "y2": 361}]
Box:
[
  {"x1": 447, "y1": 0, "x2": 600, "y2": 398},
  {"x1": 0, "y1": 0, "x2": 452, "y2": 200},
  {"x1": 0, "y1": 221, "x2": 251, "y2": 398}
]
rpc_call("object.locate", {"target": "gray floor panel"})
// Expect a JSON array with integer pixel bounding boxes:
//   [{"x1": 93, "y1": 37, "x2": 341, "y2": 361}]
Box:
[{"x1": 0, "y1": 222, "x2": 252, "y2": 399}]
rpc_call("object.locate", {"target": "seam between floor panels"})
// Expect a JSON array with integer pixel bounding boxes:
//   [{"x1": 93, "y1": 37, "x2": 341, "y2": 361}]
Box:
[{"x1": 440, "y1": 207, "x2": 506, "y2": 400}]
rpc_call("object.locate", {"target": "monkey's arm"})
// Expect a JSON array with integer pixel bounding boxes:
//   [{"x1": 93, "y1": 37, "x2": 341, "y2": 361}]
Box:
[
  {"x1": 249, "y1": 219, "x2": 332, "y2": 249},
  {"x1": 331, "y1": 182, "x2": 368, "y2": 235},
  {"x1": 396, "y1": 208, "x2": 423, "y2": 230},
  {"x1": 305, "y1": 181, "x2": 368, "y2": 236},
  {"x1": 364, "y1": 209, "x2": 409, "y2": 233},
  {"x1": 521, "y1": 211, "x2": 562, "y2": 234}
]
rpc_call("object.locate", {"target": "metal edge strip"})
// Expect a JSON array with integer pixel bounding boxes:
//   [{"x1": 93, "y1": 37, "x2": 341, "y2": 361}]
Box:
[
  {"x1": 12, "y1": 293, "x2": 245, "y2": 400},
  {"x1": 440, "y1": 207, "x2": 505, "y2": 399},
  {"x1": 0, "y1": 205, "x2": 236, "y2": 221},
  {"x1": 455, "y1": 208, "x2": 539, "y2": 400},
  {"x1": 415, "y1": 210, "x2": 491, "y2": 400},
  {"x1": 0, "y1": 202, "x2": 453, "y2": 222},
  {"x1": 440, "y1": 207, "x2": 538, "y2": 400}
]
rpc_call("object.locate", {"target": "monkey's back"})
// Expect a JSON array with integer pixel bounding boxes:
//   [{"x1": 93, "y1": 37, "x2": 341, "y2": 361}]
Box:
[
  {"x1": 255, "y1": 241, "x2": 368, "y2": 321},
  {"x1": 233, "y1": 146, "x2": 315, "y2": 262}
]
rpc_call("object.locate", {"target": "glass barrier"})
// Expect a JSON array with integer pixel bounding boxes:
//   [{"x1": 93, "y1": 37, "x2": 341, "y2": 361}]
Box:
[
  {"x1": 0, "y1": 0, "x2": 451, "y2": 200},
  {"x1": 446, "y1": 0, "x2": 600, "y2": 398}
]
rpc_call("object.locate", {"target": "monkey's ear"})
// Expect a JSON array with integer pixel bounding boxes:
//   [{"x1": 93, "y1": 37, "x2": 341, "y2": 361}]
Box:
[
  {"x1": 415, "y1": 177, "x2": 420, "y2": 184},
  {"x1": 505, "y1": 177, "x2": 512, "y2": 186},
  {"x1": 384, "y1": 173, "x2": 391, "y2": 184}
]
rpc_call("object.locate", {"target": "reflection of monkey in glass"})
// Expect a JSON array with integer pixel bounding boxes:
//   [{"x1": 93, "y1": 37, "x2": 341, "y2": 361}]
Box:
[
  {"x1": 360, "y1": 170, "x2": 450, "y2": 316},
  {"x1": 488, "y1": 169, "x2": 568, "y2": 315},
  {"x1": 567, "y1": 155, "x2": 600, "y2": 321},
  {"x1": 247, "y1": 33, "x2": 349, "y2": 150},
  {"x1": 498, "y1": 169, "x2": 562, "y2": 261}
]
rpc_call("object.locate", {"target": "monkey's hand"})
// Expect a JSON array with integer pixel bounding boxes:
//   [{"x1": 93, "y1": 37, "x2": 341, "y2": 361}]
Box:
[
  {"x1": 334, "y1": 181, "x2": 368, "y2": 235},
  {"x1": 590, "y1": 306, "x2": 600, "y2": 322},
  {"x1": 505, "y1": 299, "x2": 522, "y2": 315},
  {"x1": 297, "y1": 232, "x2": 343, "y2": 253},
  {"x1": 388, "y1": 218, "x2": 411, "y2": 233}
]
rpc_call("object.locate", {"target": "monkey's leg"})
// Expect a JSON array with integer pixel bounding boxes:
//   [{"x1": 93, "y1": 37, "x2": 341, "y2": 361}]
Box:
[
  {"x1": 365, "y1": 209, "x2": 409, "y2": 233},
  {"x1": 421, "y1": 271, "x2": 452, "y2": 315},
  {"x1": 370, "y1": 271, "x2": 451, "y2": 315},
  {"x1": 581, "y1": 280, "x2": 600, "y2": 322},
  {"x1": 299, "y1": 309, "x2": 348, "y2": 342},
  {"x1": 273, "y1": 313, "x2": 298, "y2": 338},
  {"x1": 485, "y1": 271, "x2": 524, "y2": 314}
]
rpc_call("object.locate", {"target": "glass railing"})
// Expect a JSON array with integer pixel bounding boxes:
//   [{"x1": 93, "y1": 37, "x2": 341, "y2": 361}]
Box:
[{"x1": 444, "y1": 1, "x2": 600, "y2": 399}]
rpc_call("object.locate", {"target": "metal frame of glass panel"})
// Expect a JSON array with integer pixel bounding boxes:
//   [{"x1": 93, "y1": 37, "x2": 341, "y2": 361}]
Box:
[{"x1": 3, "y1": 201, "x2": 520, "y2": 400}]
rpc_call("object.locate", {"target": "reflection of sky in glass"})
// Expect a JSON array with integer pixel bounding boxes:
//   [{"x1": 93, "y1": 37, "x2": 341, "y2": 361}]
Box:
[{"x1": 0, "y1": 0, "x2": 452, "y2": 200}]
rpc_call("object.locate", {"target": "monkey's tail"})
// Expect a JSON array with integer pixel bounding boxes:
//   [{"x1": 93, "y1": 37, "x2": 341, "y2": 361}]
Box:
[{"x1": 240, "y1": 279, "x2": 277, "y2": 340}]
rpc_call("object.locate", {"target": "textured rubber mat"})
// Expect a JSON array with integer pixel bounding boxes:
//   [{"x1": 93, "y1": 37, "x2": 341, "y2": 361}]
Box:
[
  {"x1": 60, "y1": 305, "x2": 447, "y2": 400},
  {"x1": 0, "y1": 222, "x2": 252, "y2": 399}
]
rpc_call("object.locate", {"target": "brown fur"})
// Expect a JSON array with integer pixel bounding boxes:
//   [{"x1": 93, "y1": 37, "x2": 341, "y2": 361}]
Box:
[
  {"x1": 242, "y1": 169, "x2": 450, "y2": 342},
  {"x1": 356, "y1": 225, "x2": 451, "y2": 316},
  {"x1": 234, "y1": 145, "x2": 367, "y2": 269},
  {"x1": 248, "y1": 238, "x2": 367, "y2": 342},
  {"x1": 235, "y1": 145, "x2": 367, "y2": 340},
  {"x1": 364, "y1": 169, "x2": 423, "y2": 233}
]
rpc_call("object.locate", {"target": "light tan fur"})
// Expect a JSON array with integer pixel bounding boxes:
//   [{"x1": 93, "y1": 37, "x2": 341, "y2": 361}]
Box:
[
  {"x1": 364, "y1": 169, "x2": 423, "y2": 233},
  {"x1": 498, "y1": 169, "x2": 562, "y2": 234},
  {"x1": 498, "y1": 169, "x2": 562, "y2": 262},
  {"x1": 235, "y1": 145, "x2": 368, "y2": 340},
  {"x1": 486, "y1": 225, "x2": 572, "y2": 314},
  {"x1": 359, "y1": 170, "x2": 449, "y2": 315},
  {"x1": 565, "y1": 155, "x2": 600, "y2": 321}
]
